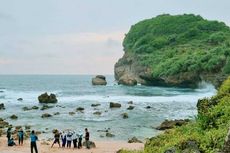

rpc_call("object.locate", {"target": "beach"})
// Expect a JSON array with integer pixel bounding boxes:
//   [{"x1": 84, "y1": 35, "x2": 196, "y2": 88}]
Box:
[{"x1": 0, "y1": 137, "x2": 144, "y2": 153}]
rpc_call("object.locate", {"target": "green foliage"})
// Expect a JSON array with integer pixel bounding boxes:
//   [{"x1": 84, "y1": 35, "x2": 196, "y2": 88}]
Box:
[
  {"x1": 121, "y1": 77, "x2": 230, "y2": 153},
  {"x1": 123, "y1": 14, "x2": 230, "y2": 77}
]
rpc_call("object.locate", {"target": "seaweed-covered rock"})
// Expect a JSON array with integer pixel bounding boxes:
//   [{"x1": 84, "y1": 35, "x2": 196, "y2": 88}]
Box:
[
  {"x1": 10, "y1": 114, "x2": 18, "y2": 120},
  {"x1": 156, "y1": 119, "x2": 190, "y2": 130},
  {"x1": 92, "y1": 75, "x2": 107, "y2": 85},
  {"x1": 0, "y1": 103, "x2": 5, "y2": 110},
  {"x1": 41, "y1": 113, "x2": 52, "y2": 118},
  {"x1": 128, "y1": 137, "x2": 142, "y2": 143},
  {"x1": 38, "y1": 93, "x2": 57, "y2": 103},
  {"x1": 110, "y1": 102, "x2": 121, "y2": 108}
]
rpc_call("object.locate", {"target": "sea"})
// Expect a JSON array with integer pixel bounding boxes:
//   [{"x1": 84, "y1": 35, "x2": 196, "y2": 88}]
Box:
[{"x1": 0, "y1": 75, "x2": 216, "y2": 141}]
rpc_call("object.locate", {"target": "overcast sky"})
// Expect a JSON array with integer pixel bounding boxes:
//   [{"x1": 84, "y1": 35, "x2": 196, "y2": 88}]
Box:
[{"x1": 0, "y1": 0, "x2": 230, "y2": 74}]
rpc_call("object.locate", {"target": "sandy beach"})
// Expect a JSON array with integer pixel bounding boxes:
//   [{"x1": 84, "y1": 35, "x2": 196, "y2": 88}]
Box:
[{"x1": 0, "y1": 137, "x2": 144, "y2": 153}]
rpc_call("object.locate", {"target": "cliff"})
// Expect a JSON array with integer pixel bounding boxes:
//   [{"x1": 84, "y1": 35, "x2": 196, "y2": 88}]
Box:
[{"x1": 115, "y1": 14, "x2": 230, "y2": 87}]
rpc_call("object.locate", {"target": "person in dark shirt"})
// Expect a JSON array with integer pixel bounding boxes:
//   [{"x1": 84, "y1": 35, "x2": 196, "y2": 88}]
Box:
[
  {"x1": 61, "y1": 132, "x2": 67, "y2": 148},
  {"x1": 85, "y1": 128, "x2": 90, "y2": 149},
  {"x1": 30, "y1": 130, "x2": 38, "y2": 153},
  {"x1": 51, "y1": 131, "x2": 61, "y2": 148},
  {"x1": 6, "y1": 127, "x2": 12, "y2": 143},
  {"x1": 18, "y1": 128, "x2": 24, "y2": 145}
]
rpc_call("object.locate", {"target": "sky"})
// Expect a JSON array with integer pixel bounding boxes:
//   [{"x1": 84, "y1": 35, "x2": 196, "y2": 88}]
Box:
[{"x1": 0, "y1": 0, "x2": 230, "y2": 75}]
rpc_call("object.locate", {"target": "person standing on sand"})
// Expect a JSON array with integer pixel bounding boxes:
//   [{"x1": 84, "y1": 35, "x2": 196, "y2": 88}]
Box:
[
  {"x1": 51, "y1": 130, "x2": 61, "y2": 148},
  {"x1": 72, "y1": 130, "x2": 78, "y2": 148},
  {"x1": 85, "y1": 128, "x2": 90, "y2": 149},
  {"x1": 30, "y1": 130, "x2": 38, "y2": 153},
  {"x1": 18, "y1": 128, "x2": 24, "y2": 145},
  {"x1": 66, "y1": 131, "x2": 73, "y2": 148},
  {"x1": 61, "y1": 131, "x2": 67, "y2": 148},
  {"x1": 78, "y1": 130, "x2": 83, "y2": 149},
  {"x1": 6, "y1": 127, "x2": 12, "y2": 143}
]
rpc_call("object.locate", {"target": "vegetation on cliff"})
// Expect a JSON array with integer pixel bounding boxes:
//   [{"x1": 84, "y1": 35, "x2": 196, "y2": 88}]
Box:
[
  {"x1": 122, "y1": 14, "x2": 230, "y2": 86},
  {"x1": 121, "y1": 77, "x2": 230, "y2": 153}
]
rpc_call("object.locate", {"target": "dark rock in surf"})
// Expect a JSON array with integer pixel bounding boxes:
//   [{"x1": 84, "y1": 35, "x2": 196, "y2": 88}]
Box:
[
  {"x1": 76, "y1": 107, "x2": 84, "y2": 112},
  {"x1": 128, "y1": 101, "x2": 133, "y2": 104},
  {"x1": 121, "y1": 113, "x2": 129, "y2": 119},
  {"x1": 40, "y1": 104, "x2": 54, "y2": 111},
  {"x1": 69, "y1": 112, "x2": 76, "y2": 115},
  {"x1": 92, "y1": 75, "x2": 107, "y2": 85},
  {"x1": 93, "y1": 111, "x2": 102, "y2": 115},
  {"x1": 0, "y1": 103, "x2": 5, "y2": 110},
  {"x1": 127, "y1": 106, "x2": 135, "y2": 110},
  {"x1": 110, "y1": 102, "x2": 121, "y2": 108},
  {"x1": 41, "y1": 113, "x2": 52, "y2": 118},
  {"x1": 10, "y1": 114, "x2": 18, "y2": 120},
  {"x1": 38, "y1": 92, "x2": 57, "y2": 104},
  {"x1": 17, "y1": 98, "x2": 23, "y2": 101},
  {"x1": 91, "y1": 103, "x2": 101, "y2": 107}
]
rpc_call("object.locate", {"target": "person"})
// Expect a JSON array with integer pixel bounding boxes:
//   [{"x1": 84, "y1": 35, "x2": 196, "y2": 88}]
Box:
[
  {"x1": 18, "y1": 128, "x2": 24, "y2": 145},
  {"x1": 85, "y1": 128, "x2": 90, "y2": 149},
  {"x1": 61, "y1": 131, "x2": 67, "y2": 148},
  {"x1": 8, "y1": 138, "x2": 16, "y2": 146},
  {"x1": 66, "y1": 131, "x2": 72, "y2": 148},
  {"x1": 78, "y1": 130, "x2": 83, "y2": 149},
  {"x1": 51, "y1": 130, "x2": 61, "y2": 148},
  {"x1": 6, "y1": 127, "x2": 12, "y2": 143},
  {"x1": 30, "y1": 130, "x2": 38, "y2": 153},
  {"x1": 72, "y1": 131, "x2": 78, "y2": 148}
]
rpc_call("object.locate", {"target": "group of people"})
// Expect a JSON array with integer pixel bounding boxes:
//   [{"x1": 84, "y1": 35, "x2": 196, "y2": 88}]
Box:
[
  {"x1": 6, "y1": 127, "x2": 90, "y2": 153},
  {"x1": 51, "y1": 128, "x2": 90, "y2": 149}
]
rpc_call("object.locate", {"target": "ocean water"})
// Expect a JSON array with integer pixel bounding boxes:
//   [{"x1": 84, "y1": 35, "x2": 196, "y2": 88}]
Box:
[{"x1": 0, "y1": 75, "x2": 216, "y2": 141}]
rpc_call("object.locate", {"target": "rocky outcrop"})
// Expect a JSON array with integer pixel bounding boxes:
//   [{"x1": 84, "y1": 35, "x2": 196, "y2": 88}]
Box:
[
  {"x1": 41, "y1": 113, "x2": 52, "y2": 118},
  {"x1": 10, "y1": 114, "x2": 18, "y2": 120},
  {"x1": 156, "y1": 119, "x2": 190, "y2": 130},
  {"x1": 92, "y1": 75, "x2": 107, "y2": 85},
  {"x1": 38, "y1": 93, "x2": 57, "y2": 104},
  {"x1": 128, "y1": 137, "x2": 142, "y2": 143},
  {"x1": 0, "y1": 103, "x2": 5, "y2": 110},
  {"x1": 109, "y1": 102, "x2": 121, "y2": 108}
]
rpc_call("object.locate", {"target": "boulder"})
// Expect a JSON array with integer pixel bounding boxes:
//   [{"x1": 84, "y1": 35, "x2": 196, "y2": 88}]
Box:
[
  {"x1": 91, "y1": 103, "x2": 101, "y2": 107},
  {"x1": 128, "y1": 101, "x2": 133, "y2": 104},
  {"x1": 69, "y1": 112, "x2": 76, "y2": 115},
  {"x1": 156, "y1": 119, "x2": 190, "y2": 130},
  {"x1": 40, "y1": 104, "x2": 54, "y2": 111},
  {"x1": 106, "y1": 132, "x2": 115, "y2": 137},
  {"x1": 17, "y1": 98, "x2": 23, "y2": 101},
  {"x1": 93, "y1": 111, "x2": 102, "y2": 115},
  {"x1": 83, "y1": 141, "x2": 96, "y2": 148},
  {"x1": 0, "y1": 103, "x2": 5, "y2": 110},
  {"x1": 53, "y1": 112, "x2": 60, "y2": 115},
  {"x1": 118, "y1": 75, "x2": 137, "y2": 86},
  {"x1": 146, "y1": 106, "x2": 152, "y2": 109},
  {"x1": 128, "y1": 137, "x2": 142, "y2": 143},
  {"x1": 127, "y1": 106, "x2": 135, "y2": 110},
  {"x1": 41, "y1": 113, "x2": 52, "y2": 118},
  {"x1": 76, "y1": 107, "x2": 84, "y2": 112},
  {"x1": 0, "y1": 119, "x2": 9, "y2": 128},
  {"x1": 122, "y1": 113, "x2": 129, "y2": 119},
  {"x1": 22, "y1": 106, "x2": 31, "y2": 111},
  {"x1": 38, "y1": 92, "x2": 57, "y2": 104},
  {"x1": 32, "y1": 106, "x2": 39, "y2": 110},
  {"x1": 92, "y1": 75, "x2": 107, "y2": 85},
  {"x1": 110, "y1": 102, "x2": 121, "y2": 108},
  {"x1": 10, "y1": 114, "x2": 18, "y2": 120},
  {"x1": 181, "y1": 140, "x2": 200, "y2": 153}
]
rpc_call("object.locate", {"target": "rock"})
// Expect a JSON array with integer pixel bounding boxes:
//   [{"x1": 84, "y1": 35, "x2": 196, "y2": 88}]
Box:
[
  {"x1": 122, "y1": 113, "x2": 129, "y2": 119},
  {"x1": 69, "y1": 112, "x2": 76, "y2": 115},
  {"x1": 0, "y1": 119, "x2": 9, "y2": 128},
  {"x1": 22, "y1": 106, "x2": 31, "y2": 111},
  {"x1": 53, "y1": 112, "x2": 60, "y2": 115},
  {"x1": 25, "y1": 125, "x2": 31, "y2": 130},
  {"x1": 128, "y1": 137, "x2": 142, "y2": 143},
  {"x1": 91, "y1": 103, "x2": 101, "y2": 107},
  {"x1": 164, "y1": 148, "x2": 176, "y2": 153},
  {"x1": 128, "y1": 101, "x2": 133, "y2": 104},
  {"x1": 41, "y1": 113, "x2": 52, "y2": 118},
  {"x1": 83, "y1": 141, "x2": 96, "y2": 148},
  {"x1": 92, "y1": 75, "x2": 107, "y2": 85},
  {"x1": 156, "y1": 119, "x2": 190, "y2": 130},
  {"x1": 76, "y1": 107, "x2": 84, "y2": 112},
  {"x1": 32, "y1": 106, "x2": 39, "y2": 110},
  {"x1": 118, "y1": 75, "x2": 137, "y2": 86},
  {"x1": 10, "y1": 114, "x2": 18, "y2": 120},
  {"x1": 0, "y1": 103, "x2": 5, "y2": 110},
  {"x1": 106, "y1": 132, "x2": 115, "y2": 137},
  {"x1": 127, "y1": 106, "x2": 135, "y2": 110},
  {"x1": 17, "y1": 98, "x2": 23, "y2": 101},
  {"x1": 222, "y1": 127, "x2": 230, "y2": 153},
  {"x1": 181, "y1": 140, "x2": 200, "y2": 153},
  {"x1": 38, "y1": 92, "x2": 57, "y2": 104},
  {"x1": 110, "y1": 102, "x2": 121, "y2": 108},
  {"x1": 146, "y1": 106, "x2": 152, "y2": 109},
  {"x1": 40, "y1": 104, "x2": 54, "y2": 111},
  {"x1": 93, "y1": 111, "x2": 102, "y2": 115}
]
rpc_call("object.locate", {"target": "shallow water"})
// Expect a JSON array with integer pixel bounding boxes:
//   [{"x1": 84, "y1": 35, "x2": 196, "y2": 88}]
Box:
[{"x1": 0, "y1": 75, "x2": 216, "y2": 141}]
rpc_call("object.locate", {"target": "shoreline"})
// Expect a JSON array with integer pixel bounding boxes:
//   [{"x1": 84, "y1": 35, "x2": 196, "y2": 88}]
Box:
[{"x1": 0, "y1": 136, "x2": 144, "y2": 153}]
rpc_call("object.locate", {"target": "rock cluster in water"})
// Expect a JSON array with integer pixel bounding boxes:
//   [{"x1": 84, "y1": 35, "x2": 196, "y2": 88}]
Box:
[
  {"x1": 92, "y1": 75, "x2": 107, "y2": 85},
  {"x1": 38, "y1": 93, "x2": 57, "y2": 103}
]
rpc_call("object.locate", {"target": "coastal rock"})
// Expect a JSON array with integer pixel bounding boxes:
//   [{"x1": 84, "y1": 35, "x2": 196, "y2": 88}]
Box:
[
  {"x1": 156, "y1": 119, "x2": 190, "y2": 130},
  {"x1": 83, "y1": 141, "x2": 96, "y2": 148},
  {"x1": 128, "y1": 137, "x2": 142, "y2": 143},
  {"x1": 93, "y1": 111, "x2": 102, "y2": 115},
  {"x1": 92, "y1": 75, "x2": 107, "y2": 85},
  {"x1": 118, "y1": 75, "x2": 137, "y2": 86},
  {"x1": 127, "y1": 106, "x2": 135, "y2": 110},
  {"x1": 22, "y1": 106, "x2": 31, "y2": 111},
  {"x1": 0, "y1": 118, "x2": 9, "y2": 128},
  {"x1": 40, "y1": 104, "x2": 54, "y2": 111},
  {"x1": 69, "y1": 112, "x2": 76, "y2": 115},
  {"x1": 146, "y1": 106, "x2": 152, "y2": 109},
  {"x1": 91, "y1": 103, "x2": 101, "y2": 107},
  {"x1": 53, "y1": 112, "x2": 60, "y2": 115},
  {"x1": 121, "y1": 113, "x2": 129, "y2": 119},
  {"x1": 0, "y1": 103, "x2": 5, "y2": 110},
  {"x1": 38, "y1": 92, "x2": 57, "y2": 104},
  {"x1": 41, "y1": 113, "x2": 52, "y2": 118},
  {"x1": 76, "y1": 107, "x2": 84, "y2": 112},
  {"x1": 181, "y1": 140, "x2": 200, "y2": 153},
  {"x1": 32, "y1": 106, "x2": 39, "y2": 110},
  {"x1": 10, "y1": 114, "x2": 18, "y2": 120},
  {"x1": 110, "y1": 102, "x2": 121, "y2": 108},
  {"x1": 106, "y1": 132, "x2": 115, "y2": 137},
  {"x1": 17, "y1": 98, "x2": 23, "y2": 101}
]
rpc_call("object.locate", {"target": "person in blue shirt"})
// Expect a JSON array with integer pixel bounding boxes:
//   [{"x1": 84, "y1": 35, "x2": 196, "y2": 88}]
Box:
[
  {"x1": 61, "y1": 131, "x2": 67, "y2": 148},
  {"x1": 78, "y1": 130, "x2": 83, "y2": 149},
  {"x1": 18, "y1": 128, "x2": 24, "y2": 145},
  {"x1": 30, "y1": 130, "x2": 38, "y2": 153}
]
